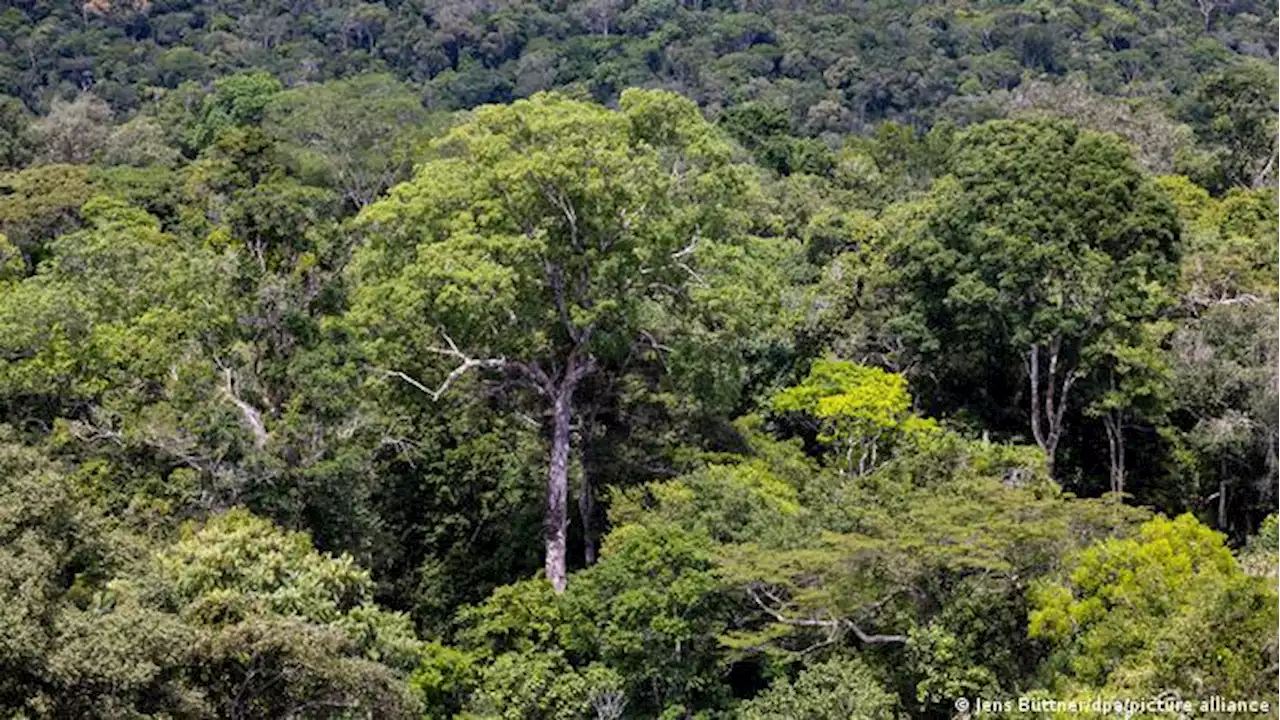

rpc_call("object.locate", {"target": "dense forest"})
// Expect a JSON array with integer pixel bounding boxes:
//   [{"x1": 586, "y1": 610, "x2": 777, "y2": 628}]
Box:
[{"x1": 0, "y1": 0, "x2": 1277, "y2": 717}]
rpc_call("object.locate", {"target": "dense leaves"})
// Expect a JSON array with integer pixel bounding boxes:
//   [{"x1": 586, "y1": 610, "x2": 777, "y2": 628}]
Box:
[{"x1": 0, "y1": 3, "x2": 1275, "y2": 718}]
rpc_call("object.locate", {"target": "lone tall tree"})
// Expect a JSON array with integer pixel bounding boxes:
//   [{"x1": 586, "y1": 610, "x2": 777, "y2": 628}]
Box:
[{"x1": 348, "y1": 90, "x2": 750, "y2": 591}]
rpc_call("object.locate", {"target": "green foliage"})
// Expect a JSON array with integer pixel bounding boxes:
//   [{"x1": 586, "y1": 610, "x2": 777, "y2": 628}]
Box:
[
  {"x1": 609, "y1": 459, "x2": 808, "y2": 547},
  {"x1": 1030, "y1": 514, "x2": 1278, "y2": 702},
  {"x1": 189, "y1": 71, "x2": 284, "y2": 151},
  {"x1": 0, "y1": 234, "x2": 21, "y2": 282},
  {"x1": 616, "y1": 402, "x2": 1147, "y2": 714},
  {"x1": 348, "y1": 88, "x2": 763, "y2": 591},
  {"x1": 465, "y1": 650, "x2": 624, "y2": 720},
  {"x1": 0, "y1": 437, "x2": 422, "y2": 718},
  {"x1": 738, "y1": 655, "x2": 900, "y2": 720},
  {"x1": 1182, "y1": 61, "x2": 1279, "y2": 191},
  {"x1": 0, "y1": 164, "x2": 97, "y2": 256},
  {"x1": 1030, "y1": 515, "x2": 1236, "y2": 677},
  {"x1": 1244, "y1": 514, "x2": 1278, "y2": 556},
  {"x1": 0, "y1": 196, "x2": 229, "y2": 409},
  {"x1": 721, "y1": 101, "x2": 836, "y2": 176},
  {"x1": 561, "y1": 523, "x2": 728, "y2": 714},
  {"x1": 265, "y1": 74, "x2": 447, "y2": 208},
  {"x1": 772, "y1": 359, "x2": 937, "y2": 475},
  {"x1": 436, "y1": 522, "x2": 729, "y2": 718},
  {"x1": 114, "y1": 508, "x2": 425, "y2": 719},
  {"x1": 350, "y1": 88, "x2": 751, "y2": 378},
  {"x1": 0, "y1": 96, "x2": 33, "y2": 170},
  {"x1": 6, "y1": 0, "x2": 1271, "y2": 153},
  {"x1": 0, "y1": 6, "x2": 1274, "y2": 717},
  {"x1": 878, "y1": 119, "x2": 1181, "y2": 479}
]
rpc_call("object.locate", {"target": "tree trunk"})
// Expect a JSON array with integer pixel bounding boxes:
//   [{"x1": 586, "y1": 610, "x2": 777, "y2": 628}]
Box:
[
  {"x1": 1218, "y1": 476, "x2": 1228, "y2": 531},
  {"x1": 546, "y1": 387, "x2": 573, "y2": 593},
  {"x1": 579, "y1": 459, "x2": 597, "y2": 566},
  {"x1": 1027, "y1": 338, "x2": 1077, "y2": 477},
  {"x1": 1103, "y1": 410, "x2": 1125, "y2": 495},
  {"x1": 1197, "y1": 0, "x2": 1215, "y2": 32},
  {"x1": 574, "y1": 393, "x2": 608, "y2": 567}
]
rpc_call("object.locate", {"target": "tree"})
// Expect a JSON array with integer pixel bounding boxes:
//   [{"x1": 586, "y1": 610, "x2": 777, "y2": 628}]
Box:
[
  {"x1": 0, "y1": 96, "x2": 34, "y2": 170},
  {"x1": 189, "y1": 71, "x2": 283, "y2": 152},
  {"x1": 771, "y1": 359, "x2": 938, "y2": 476},
  {"x1": 0, "y1": 164, "x2": 97, "y2": 258},
  {"x1": 441, "y1": 521, "x2": 730, "y2": 717},
  {"x1": 1170, "y1": 303, "x2": 1278, "y2": 534},
  {"x1": 1084, "y1": 321, "x2": 1175, "y2": 496},
  {"x1": 887, "y1": 120, "x2": 1180, "y2": 475},
  {"x1": 1030, "y1": 515, "x2": 1278, "y2": 702},
  {"x1": 1195, "y1": 0, "x2": 1223, "y2": 32},
  {"x1": 1183, "y1": 62, "x2": 1279, "y2": 191},
  {"x1": 0, "y1": 436, "x2": 423, "y2": 719},
  {"x1": 990, "y1": 79, "x2": 1195, "y2": 176},
  {"x1": 619, "y1": 408, "x2": 1147, "y2": 714},
  {"x1": 102, "y1": 115, "x2": 182, "y2": 168},
  {"x1": 0, "y1": 196, "x2": 228, "y2": 413},
  {"x1": 347, "y1": 90, "x2": 753, "y2": 592},
  {"x1": 32, "y1": 93, "x2": 113, "y2": 165},
  {"x1": 737, "y1": 656, "x2": 899, "y2": 720},
  {"x1": 265, "y1": 74, "x2": 446, "y2": 209},
  {"x1": 123, "y1": 508, "x2": 424, "y2": 719}
]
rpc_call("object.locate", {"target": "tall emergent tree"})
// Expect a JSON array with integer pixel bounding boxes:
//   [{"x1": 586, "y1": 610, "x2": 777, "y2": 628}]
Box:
[{"x1": 348, "y1": 90, "x2": 752, "y2": 591}]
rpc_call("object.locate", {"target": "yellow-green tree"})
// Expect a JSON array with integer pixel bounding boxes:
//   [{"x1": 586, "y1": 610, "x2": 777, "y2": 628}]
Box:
[
  {"x1": 1030, "y1": 514, "x2": 1278, "y2": 704},
  {"x1": 772, "y1": 359, "x2": 936, "y2": 476}
]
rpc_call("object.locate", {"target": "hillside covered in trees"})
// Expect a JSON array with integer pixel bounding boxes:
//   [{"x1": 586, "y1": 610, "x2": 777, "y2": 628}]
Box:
[{"x1": 0, "y1": 0, "x2": 1277, "y2": 717}]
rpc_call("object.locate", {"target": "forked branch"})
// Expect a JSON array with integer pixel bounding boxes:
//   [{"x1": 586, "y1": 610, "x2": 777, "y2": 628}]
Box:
[{"x1": 388, "y1": 330, "x2": 507, "y2": 401}]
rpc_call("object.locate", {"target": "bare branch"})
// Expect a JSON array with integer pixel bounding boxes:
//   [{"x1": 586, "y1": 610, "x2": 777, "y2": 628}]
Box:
[
  {"x1": 385, "y1": 356, "x2": 505, "y2": 402},
  {"x1": 221, "y1": 367, "x2": 269, "y2": 450},
  {"x1": 675, "y1": 261, "x2": 707, "y2": 287},
  {"x1": 746, "y1": 583, "x2": 907, "y2": 647},
  {"x1": 538, "y1": 180, "x2": 581, "y2": 250},
  {"x1": 381, "y1": 329, "x2": 514, "y2": 400},
  {"x1": 1184, "y1": 292, "x2": 1262, "y2": 310},
  {"x1": 672, "y1": 230, "x2": 700, "y2": 259},
  {"x1": 843, "y1": 620, "x2": 908, "y2": 645}
]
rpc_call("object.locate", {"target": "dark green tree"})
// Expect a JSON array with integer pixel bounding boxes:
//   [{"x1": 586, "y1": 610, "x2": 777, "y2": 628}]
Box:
[
  {"x1": 0, "y1": 96, "x2": 33, "y2": 170},
  {"x1": 885, "y1": 120, "x2": 1180, "y2": 475}
]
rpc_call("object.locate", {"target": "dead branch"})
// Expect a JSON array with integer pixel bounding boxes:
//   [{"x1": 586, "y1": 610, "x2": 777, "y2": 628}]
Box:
[
  {"x1": 221, "y1": 367, "x2": 269, "y2": 450},
  {"x1": 746, "y1": 583, "x2": 907, "y2": 648},
  {"x1": 390, "y1": 329, "x2": 509, "y2": 401}
]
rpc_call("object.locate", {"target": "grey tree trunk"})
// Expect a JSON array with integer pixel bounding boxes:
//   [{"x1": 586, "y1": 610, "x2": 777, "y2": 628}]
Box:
[
  {"x1": 579, "y1": 468, "x2": 597, "y2": 566},
  {"x1": 1218, "y1": 477, "x2": 1228, "y2": 531},
  {"x1": 1027, "y1": 338, "x2": 1077, "y2": 476},
  {"x1": 546, "y1": 387, "x2": 573, "y2": 593},
  {"x1": 1103, "y1": 410, "x2": 1126, "y2": 495}
]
